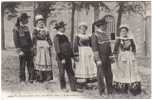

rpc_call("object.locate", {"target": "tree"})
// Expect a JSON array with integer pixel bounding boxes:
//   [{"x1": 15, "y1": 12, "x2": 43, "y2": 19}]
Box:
[
  {"x1": 115, "y1": 1, "x2": 146, "y2": 36},
  {"x1": 74, "y1": 1, "x2": 110, "y2": 21},
  {"x1": 1, "y1": 2, "x2": 19, "y2": 50},
  {"x1": 70, "y1": 1, "x2": 110, "y2": 44},
  {"x1": 70, "y1": 2, "x2": 76, "y2": 44},
  {"x1": 45, "y1": 1, "x2": 109, "y2": 44},
  {"x1": 34, "y1": 1, "x2": 56, "y2": 26},
  {"x1": 49, "y1": 2, "x2": 75, "y2": 43}
]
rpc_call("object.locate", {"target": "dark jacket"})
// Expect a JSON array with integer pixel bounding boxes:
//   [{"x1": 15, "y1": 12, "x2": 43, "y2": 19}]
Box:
[
  {"x1": 113, "y1": 37, "x2": 136, "y2": 55},
  {"x1": 32, "y1": 28, "x2": 52, "y2": 56},
  {"x1": 13, "y1": 25, "x2": 32, "y2": 51},
  {"x1": 73, "y1": 34, "x2": 91, "y2": 56},
  {"x1": 91, "y1": 31, "x2": 112, "y2": 62},
  {"x1": 54, "y1": 34, "x2": 74, "y2": 60},
  {"x1": 32, "y1": 29, "x2": 52, "y2": 47}
]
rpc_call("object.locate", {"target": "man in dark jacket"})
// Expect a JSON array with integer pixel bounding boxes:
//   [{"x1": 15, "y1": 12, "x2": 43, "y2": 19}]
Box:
[
  {"x1": 13, "y1": 13, "x2": 34, "y2": 83},
  {"x1": 91, "y1": 17, "x2": 113, "y2": 95},
  {"x1": 54, "y1": 21, "x2": 76, "y2": 91}
]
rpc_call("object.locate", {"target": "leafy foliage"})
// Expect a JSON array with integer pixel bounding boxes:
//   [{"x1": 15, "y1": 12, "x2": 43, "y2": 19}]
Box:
[
  {"x1": 115, "y1": 1, "x2": 146, "y2": 35},
  {"x1": 116, "y1": 1, "x2": 146, "y2": 16},
  {"x1": 35, "y1": 2, "x2": 56, "y2": 20},
  {"x1": 2, "y1": 2, "x2": 19, "y2": 14},
  {"x1": 1, "y1": 2, "x2": 20, "y2": 50},
  {"x1": 2, "y1": 2, "x2": 20, "y2": 20},
  {"x1": 72, "y1": 1, "x2": 110, "y2": 14}
]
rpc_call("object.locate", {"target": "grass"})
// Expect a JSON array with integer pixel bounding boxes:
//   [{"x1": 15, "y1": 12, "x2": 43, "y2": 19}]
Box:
[{"x1": 1, "y1": 49, "x2": 151, "y2": 98}]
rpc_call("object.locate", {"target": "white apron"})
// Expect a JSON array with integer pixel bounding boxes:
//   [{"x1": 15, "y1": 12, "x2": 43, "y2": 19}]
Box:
[
  {"x1": 75, "y1": 47, "x2": 97, "y2": 79},
  {"x1": 112, "y1": 50, "x2": 141, "y2": 83},
  {"x1": 34, "y1": 40, "x2": 52, "y2": 71}
]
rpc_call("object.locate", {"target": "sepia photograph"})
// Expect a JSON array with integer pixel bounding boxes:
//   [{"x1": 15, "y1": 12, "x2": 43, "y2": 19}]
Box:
[{"x1": 1, "y1": 0, "x2": 151, "y2": 99}]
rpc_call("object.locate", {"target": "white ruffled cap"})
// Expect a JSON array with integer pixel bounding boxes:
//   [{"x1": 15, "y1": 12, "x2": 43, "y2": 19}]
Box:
[
  {"x1": 78, "y1": 22, "x2": 88, "y2": 28},
  {"x1": 119, "y1": 24, "x2": 129, "y2": 29},
  {"x1": 35, "y1": 14, "x2": 44, "y2": 21}
]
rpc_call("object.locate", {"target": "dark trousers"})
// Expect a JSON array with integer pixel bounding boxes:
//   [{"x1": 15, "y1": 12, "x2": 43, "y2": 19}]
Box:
[
  {"x1": 35, "y1": 70, "x2": 53, "y2": 82},
  {"x1": 19, "y1": 51, "x2": 34, "y2": 82},
  {"x1": 57, "y1": 58, "x2": 76, "y2": 91},
  {"x1": 97, "y1": 59, "x2": 113, "y2": 95}
]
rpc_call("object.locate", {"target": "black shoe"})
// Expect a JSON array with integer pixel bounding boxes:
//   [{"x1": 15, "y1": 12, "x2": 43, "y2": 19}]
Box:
[
  {"x1": 76, "y1": 88, "x2": 84, "y2": 92},
  {"x1": 107, "y1": 89, "x2": 113, "y2": 94},
  {"x1": 99, "y1": 89, "x2": 105, "y2": 96},
  {"x1": 20, "y1": 80, "x2": 25, "y2": 83},
  {"x1": 29, "y1": 80, "x2": 34, "y2": 83},
  {"x1": 71, "y1": 89, "x2": 77, "y2": 91},
  {"x1": 61, "y1": 88, "x2": 69, "y2": 92}
]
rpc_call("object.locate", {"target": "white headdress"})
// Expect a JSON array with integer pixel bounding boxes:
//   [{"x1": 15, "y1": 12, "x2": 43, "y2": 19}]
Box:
[
  {"x1": 78, "y1": 22, "x2": 88, "y2": 28},
  {"x1": 35, "y1": 14, "x2": 44, "y2": 21},
  {"x1": 119, "y1": 24, "x2": 130, "y2": 30}
]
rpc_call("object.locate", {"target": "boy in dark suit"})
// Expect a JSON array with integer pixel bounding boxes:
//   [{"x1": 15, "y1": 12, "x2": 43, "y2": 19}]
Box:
[
  {"x1": 54, "y1": 21, "x2": 76, "y2": 91},
  {"x1": 91, "y1": 17, "x2": 113, "y2": 95},
  {"x1": 13, "y1": 13, "x2": 34, "y2": 83}
]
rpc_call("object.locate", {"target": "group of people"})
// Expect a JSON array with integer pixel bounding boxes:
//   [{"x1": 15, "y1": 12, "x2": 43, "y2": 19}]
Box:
[{"x1": 13, "y1": 13, "x2": 142, "y2": 96}]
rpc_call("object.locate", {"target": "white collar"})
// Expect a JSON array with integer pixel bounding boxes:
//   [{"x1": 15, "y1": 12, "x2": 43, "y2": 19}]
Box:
[
  {"x1": 20, "y1": 23, "x2": 27, "y2": 27},
  {"x1": 57, "y1": 31, "x2": 64, "y2": 35},
  {"x1": 116, "y1": 35, "x2": 134, "y2": 40},
  {"x1": 96, "y1": 29, "x2": 105, "y2": 33},
  {"x1": 36, "y1": 27, "x2": 47, "y2": 31}
]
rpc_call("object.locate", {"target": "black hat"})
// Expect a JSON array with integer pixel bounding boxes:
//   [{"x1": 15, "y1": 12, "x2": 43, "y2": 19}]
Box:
[
  {"x1": 54, "y1": 21, "x2": 66, "y2": 30},
  {"x1": 20, "y1": 13, "x2": 30, "y2": 20},
  {"x1": 93, "y1": 17, "x2": 107, "y2": 27}
]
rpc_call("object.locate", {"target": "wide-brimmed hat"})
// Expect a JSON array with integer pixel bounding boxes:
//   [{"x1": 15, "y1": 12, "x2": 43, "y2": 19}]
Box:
[
  {"x1": 78, "y1": 22, "x2": 88, "y2": 29},
  {"x1": 93, "y1": 17, "x2": 107, "y2": 27},
  {"x1": 54, "y1": 21, "x2": 66, "y2": 30},
  {"x1": 35, "y1": 14, "x2": 44, "y2": 21},
  {"x1": 20, "y1": 13, "x2": 30, "y2": 20}
]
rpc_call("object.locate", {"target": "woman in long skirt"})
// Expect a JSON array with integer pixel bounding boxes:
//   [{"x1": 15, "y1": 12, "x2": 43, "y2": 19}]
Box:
[
  {"x1": 33, "y1": 15, "x2": 53, "y2": 82},
  {"x1": 74, "y1": 22, "x2": 97, "y2": 89},
  {"x1": 112, "y1": 24, "x2": 141, "y2": 95}
]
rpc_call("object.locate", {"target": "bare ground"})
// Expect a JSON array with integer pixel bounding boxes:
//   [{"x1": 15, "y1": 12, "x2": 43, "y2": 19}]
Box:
[{"x1": 1, "y1": 49, "x2": 151, "y2": 98}]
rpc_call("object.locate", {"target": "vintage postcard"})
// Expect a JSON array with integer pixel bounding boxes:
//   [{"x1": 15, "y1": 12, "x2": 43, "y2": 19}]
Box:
[{"x1": 1, "y1": 0, "x2": 151, "y2": 99}]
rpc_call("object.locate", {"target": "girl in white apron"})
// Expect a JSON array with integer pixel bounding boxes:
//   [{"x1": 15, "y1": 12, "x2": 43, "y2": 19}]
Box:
[
  {"x1": 112, "y1": 25, "x2": 141, "y2": 95},
  {"x1": 33, "y1": 15, "x2": 53, "y2": 82},
  {"x1": 74, "y1": 22, "x2": 97, "y2": 89}
]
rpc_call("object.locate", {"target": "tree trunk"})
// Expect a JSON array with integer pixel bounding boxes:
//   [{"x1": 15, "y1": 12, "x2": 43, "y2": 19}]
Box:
[
  {"x1": 1, "y1": 6, "x2": 5, "y2": 50},
  {"x1": 93, "y1": 6, "x2": 100, "y2": 33},
  {"x1": 94, "y1": 6, "x2": 100, "y2": 22},
  {"x1": 116, "y1": 3, "x2": 123, "y2": 36},
  {"x1": 33, "y1": 2, "x2": 36, "y2": 27},
  {"x1": 71, "y1": 2, "x2": 75, "y2": 46},
  {"x1": 144, "y1": 17, "x2": 147, "y2": 56}
]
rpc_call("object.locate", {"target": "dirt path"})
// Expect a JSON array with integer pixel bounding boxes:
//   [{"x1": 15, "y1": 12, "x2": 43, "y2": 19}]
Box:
[{"x1": 1, "y1": 49, "x2": 151, "y2": 98}]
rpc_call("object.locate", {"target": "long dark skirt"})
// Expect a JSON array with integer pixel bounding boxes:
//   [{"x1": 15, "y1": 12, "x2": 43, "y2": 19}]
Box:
[
  {"x1": 76, "y1": 78, "x2": 97, "y2": 90},
  {"x1": 113, "y1": 81, "x2": 141, "y2": 95},
  {"x1": 34, "y1": 70, "x2": 53, "y2": 82}
]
